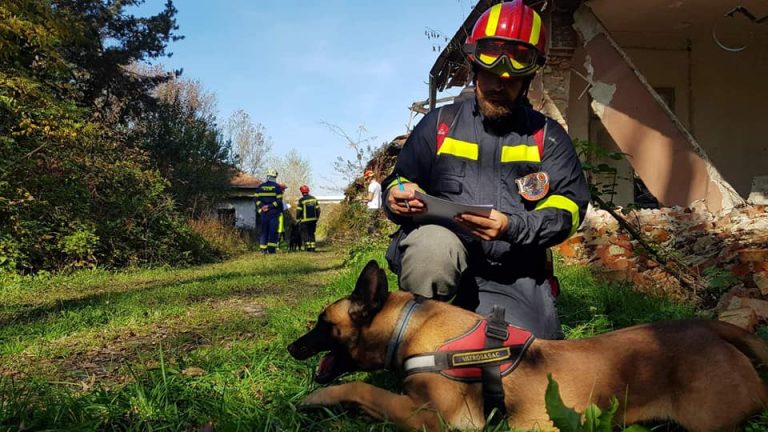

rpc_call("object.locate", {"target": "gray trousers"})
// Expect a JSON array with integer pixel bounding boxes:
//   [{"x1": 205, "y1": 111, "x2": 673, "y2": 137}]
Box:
[{"x1": 396, "y1": 224, "x2": 563, "y2": 339}]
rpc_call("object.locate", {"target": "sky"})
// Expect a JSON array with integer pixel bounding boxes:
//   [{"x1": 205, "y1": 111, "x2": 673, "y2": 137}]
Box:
[{"x1": 135, "y1": 0, "x2": 475, "y2": 195}]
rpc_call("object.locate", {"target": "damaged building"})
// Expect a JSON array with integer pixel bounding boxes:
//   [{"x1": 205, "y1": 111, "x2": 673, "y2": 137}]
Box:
[{"x1": 426, "y1": 0, "x2": 768, "y2": 213}]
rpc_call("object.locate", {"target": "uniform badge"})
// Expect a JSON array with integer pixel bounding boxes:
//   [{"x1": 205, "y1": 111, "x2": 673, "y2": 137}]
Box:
[{"x1": 515, "y1": 171, "x2": 550, "y2": 201}]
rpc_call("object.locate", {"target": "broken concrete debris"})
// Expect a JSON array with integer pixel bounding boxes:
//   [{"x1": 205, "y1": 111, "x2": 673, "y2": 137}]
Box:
[{"x1": 556, "y1": 205, "x2": 768, "y2": 331}]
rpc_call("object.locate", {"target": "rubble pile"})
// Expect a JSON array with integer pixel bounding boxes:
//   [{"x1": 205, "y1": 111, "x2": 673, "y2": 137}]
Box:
[{"x1": 556, "y1": 205, "x2": 768, "y2": 331}]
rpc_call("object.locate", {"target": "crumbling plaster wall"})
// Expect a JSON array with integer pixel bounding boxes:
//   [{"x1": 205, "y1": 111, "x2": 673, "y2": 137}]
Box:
[
  {"x1": 690, "y1": 41, "x2": 768, "y2": 197},
  {"x1": 567, "y1": 4, "x2": 749, "y2": 212},
  {"x1": 610, "y1": 32, "x2": 767, "y2": 198}
]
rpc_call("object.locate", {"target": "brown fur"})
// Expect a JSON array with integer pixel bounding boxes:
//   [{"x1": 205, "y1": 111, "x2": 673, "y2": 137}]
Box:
[{"x1": 288, "y1": 261, "x2": 768, "y2": 431}]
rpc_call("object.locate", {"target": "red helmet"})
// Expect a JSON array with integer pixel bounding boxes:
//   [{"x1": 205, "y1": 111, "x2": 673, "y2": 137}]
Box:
[
  {"x1": 464, "y1": 0, "x2": 547, "y2": 78},
  {"x1": 299, "y1": 185, "x2": 309, "y2": 194}
]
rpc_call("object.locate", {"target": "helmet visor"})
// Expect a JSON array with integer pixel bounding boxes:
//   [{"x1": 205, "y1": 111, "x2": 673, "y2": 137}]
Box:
[{"x1": 469, "y1": 39, "x2": 541, "y2": 75}]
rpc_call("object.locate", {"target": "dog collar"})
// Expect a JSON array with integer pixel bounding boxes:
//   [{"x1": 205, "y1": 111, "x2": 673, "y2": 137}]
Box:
[{"x1": 384, "y1": 299, "x2": 420, "y2": 371}]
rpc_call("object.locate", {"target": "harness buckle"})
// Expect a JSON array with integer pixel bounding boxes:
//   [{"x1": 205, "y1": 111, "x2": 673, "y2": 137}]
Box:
[{"x1": 485, "y1": 305, "x2": 509, "y2": 341}]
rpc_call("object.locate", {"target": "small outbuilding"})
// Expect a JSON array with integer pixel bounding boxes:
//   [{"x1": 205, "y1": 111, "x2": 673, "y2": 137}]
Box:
[{"x1": 215, "y1": 171, "x2": 259, "y2": 231}]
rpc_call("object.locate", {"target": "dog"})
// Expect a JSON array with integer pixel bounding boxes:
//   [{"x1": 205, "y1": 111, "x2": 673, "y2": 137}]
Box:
[
  {"x1": 288, "y1": 260, "x2": 768, "y2": 431},
  {"x1": 288, "y1": 223, "x2": 302, "y2": 252}
]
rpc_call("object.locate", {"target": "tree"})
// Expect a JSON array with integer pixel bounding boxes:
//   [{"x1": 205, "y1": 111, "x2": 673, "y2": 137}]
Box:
[
  {"x1": 0, "y1": 0, "x2": 210, "y2": 273},
  {"x1": 129, "y1": 75, "x2": 232, "y2": 217},
  {"x1": 51, "y1": 0, "x2": 183, "y2": 125},
  {"x1": 226, "y1": 109, "x2": 272, "y2": 176},
  {"x1": 322, "y1": 122, "x2": 379, "y2": 185},
  {"x1": 268, "y1": 150, "x2": 312, "y2": 206}
]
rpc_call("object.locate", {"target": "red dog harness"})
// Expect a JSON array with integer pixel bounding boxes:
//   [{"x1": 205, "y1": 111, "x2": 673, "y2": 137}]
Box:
[
  {"x1": 387, "y1": 300, "x2": 534, "y2": 424},
  {"x1": 402, "y1": 317, "x2": 534, "y2": 380}
]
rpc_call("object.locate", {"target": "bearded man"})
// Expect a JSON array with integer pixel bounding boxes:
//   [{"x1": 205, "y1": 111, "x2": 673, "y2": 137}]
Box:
[{"x1": 381, "y1": 1, "x2": 589, "y2": 339}]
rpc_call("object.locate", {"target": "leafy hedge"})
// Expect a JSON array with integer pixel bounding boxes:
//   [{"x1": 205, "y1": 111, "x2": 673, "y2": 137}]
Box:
[{"x1": 0, "y1": 1, "x2": 231, "y2": 274}]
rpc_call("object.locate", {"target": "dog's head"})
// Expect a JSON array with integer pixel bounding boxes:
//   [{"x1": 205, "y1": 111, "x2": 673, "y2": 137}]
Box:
[{"x1": 287, "y1": 259, "x2": 389, "y2": 384}]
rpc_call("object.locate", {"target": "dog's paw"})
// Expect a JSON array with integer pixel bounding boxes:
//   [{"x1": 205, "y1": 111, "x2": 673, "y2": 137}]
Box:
[{"x1": 300, "y1": 388, "x2": 334, "y2": 407}]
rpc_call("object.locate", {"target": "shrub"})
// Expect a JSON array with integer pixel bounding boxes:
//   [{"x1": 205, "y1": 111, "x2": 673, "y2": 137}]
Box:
[
  {"x1": 59, "y1": 225, "x2": 99, "y2": 269},
  {"x1": 187, "y1": 217, "x2": 252, "y2": 259},
  {"x1": 322, "y1": 201, "x2": 394, "y2": 246}
]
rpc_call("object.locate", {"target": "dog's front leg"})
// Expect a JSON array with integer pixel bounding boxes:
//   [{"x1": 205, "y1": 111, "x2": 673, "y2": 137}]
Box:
[{"x1": 302, "y1": 382, "x2": 441, "y2": 430}]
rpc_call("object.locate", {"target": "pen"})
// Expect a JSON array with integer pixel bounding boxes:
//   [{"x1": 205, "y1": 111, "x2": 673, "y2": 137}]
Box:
[{"x1": 396, "y1": 175, "x2": 411, "y2": 211}]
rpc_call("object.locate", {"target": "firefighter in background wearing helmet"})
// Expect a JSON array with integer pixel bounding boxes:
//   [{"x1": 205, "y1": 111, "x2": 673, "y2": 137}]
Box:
[
  {"x1": 254, "y1": 168, "x2": 284, "y2": 254},
  {"x1": 296, "y1": 185, "x2": 320, "y2": 252},
  {"x1": 382, "y1": 0, "x2": 589, "y2": 339}
]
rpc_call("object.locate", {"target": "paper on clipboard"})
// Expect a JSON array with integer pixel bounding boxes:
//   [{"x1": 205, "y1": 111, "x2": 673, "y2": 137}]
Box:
[{"x1": 413, "y1": 190, "x2": 493, "y2": 220}]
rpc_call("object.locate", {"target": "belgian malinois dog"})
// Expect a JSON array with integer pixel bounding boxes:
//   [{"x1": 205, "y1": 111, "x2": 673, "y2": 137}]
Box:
[{"x1": 288, "y1": 260, "x2": 768, "y2": 431}]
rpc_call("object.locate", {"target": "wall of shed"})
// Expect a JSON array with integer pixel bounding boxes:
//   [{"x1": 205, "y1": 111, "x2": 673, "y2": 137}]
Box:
[{"x1": 216, "y1": 198, "x2": 256, "y2": 230}]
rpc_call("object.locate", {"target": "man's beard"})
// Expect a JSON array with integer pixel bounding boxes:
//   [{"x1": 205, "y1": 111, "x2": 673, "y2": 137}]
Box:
[{"x1": 476, "y1": 87, "x2": 517, "y2": 121}]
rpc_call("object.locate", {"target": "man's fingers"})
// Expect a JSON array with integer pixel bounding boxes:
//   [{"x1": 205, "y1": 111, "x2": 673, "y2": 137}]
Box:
[
  {"x1": 457, "y1": 214, "x2": 492, "y2": 228},
  {"x1": 390, "y1": 189, "x2": 413, "y2": 200}
]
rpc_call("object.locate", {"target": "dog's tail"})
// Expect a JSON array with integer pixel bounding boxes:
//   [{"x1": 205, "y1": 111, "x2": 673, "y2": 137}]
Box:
[{"x1": 709, "y1": 320, "x2": 768, "y2": 379}]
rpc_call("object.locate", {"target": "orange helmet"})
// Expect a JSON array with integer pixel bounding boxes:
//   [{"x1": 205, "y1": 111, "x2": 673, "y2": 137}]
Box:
[
  {"x1": 363, "y1": 170, "x2": 374, "y2": 179},
  {"x1": 464, "y1": 0, "x2": 547, "y2": 78},
  {"x1": 299, "y1": 185, "x2": 309, "y2": 194}
]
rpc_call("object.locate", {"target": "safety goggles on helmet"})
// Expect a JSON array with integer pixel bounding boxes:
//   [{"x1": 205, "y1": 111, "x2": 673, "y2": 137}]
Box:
[{"x1": 464, "y1": 38, "x2": 543, "y2": 77}]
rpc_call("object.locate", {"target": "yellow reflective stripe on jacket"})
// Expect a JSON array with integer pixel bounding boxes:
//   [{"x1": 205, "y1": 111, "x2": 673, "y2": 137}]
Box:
[
  {"x1": 500, "y1": 145, "x2": 541, "y2": 163},
  {"x1": 535, "y1": 195, "x2": 580, "y2": 235},
  {"x1": 255, "y1": 192, "x2": 278, "y2": 197},
  {"x1": 438, "y1": 137, "x2": 479, "y2": 160}
]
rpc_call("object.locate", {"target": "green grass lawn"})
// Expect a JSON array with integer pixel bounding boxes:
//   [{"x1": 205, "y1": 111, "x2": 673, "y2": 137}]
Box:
[{"x1": 0, "y1": 243, "x2": 765, "y2": 431}]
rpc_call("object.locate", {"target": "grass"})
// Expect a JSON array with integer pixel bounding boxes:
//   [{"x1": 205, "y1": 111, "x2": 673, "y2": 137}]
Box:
[{"x1": 0, "y1": 243, "x2": 765, "y2": 431}]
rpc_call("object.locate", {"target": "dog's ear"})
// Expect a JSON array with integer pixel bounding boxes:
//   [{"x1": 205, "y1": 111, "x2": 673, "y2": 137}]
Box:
[{"x1": 349, "y1": 260, "x2": 389, "y2": 326}]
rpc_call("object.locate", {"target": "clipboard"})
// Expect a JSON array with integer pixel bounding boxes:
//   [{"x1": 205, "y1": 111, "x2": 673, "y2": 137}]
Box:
[{"x1": 413, "y1": 190, "x2": 493, "y2": 220}]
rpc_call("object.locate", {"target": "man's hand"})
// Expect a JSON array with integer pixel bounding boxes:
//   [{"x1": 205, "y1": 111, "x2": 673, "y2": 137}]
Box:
[
  {"x1": 455, "y1": 209, "x2": 509, "y2": 241},
  {"x1": 387, "y1": 182, "x2": 426, "y2": 216},
  {"x1": 260, "y1": 205, "x2": 270, "y2": 213}
]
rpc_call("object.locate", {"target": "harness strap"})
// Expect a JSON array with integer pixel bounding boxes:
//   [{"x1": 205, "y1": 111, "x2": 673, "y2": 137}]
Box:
[
  {"x1": 384, "y1": 299, "x2": 420, "y2": 371},
  {"x1": 482, "y1": 305, "x2": 508, "y2": 425}
]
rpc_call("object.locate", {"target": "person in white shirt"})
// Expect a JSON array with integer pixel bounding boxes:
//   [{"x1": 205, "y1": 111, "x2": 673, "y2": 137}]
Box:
[{"x1": 364, "y1": 170, "x2": 381, "y2": 210}]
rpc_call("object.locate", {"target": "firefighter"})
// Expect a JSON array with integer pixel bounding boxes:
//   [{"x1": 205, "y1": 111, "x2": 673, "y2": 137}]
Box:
[
  {"x1": 254, "y1": 169, "x2": 284, "y2": 254},
  {"x1": 382, "y1": 0, "x2": 590, "y2": 339},
  {"x1": 296, "y1": 184, "x2": 320, "y2": 252},
  {"x1": 277, "y1": 183, "x2": 289, "y2": 248}
]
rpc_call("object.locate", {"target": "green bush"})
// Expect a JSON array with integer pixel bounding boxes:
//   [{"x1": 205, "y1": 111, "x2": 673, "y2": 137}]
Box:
[
  {"x1": 188, "y1": 217, "x2": 252, "y2": 259},
  {"x1": 59, "y1": 225, "x2": 99, "y2": 269},
  {"x1": 0, "y1": 1, "x2": 227, "y2": 275},
  {"x1": 322, "y1": 201, "x2": 394, "y2": 245}
]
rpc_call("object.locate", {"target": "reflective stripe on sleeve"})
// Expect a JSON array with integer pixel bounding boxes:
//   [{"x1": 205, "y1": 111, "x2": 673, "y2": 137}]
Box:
[{"x1": 535, "y1": 195, "x2": 580, "y2": 235}]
